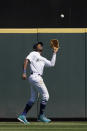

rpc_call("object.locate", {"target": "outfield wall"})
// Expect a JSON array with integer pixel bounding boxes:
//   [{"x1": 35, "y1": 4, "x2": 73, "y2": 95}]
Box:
[{"x1": 0, "y1": 28, "x2": 86, "y2": 118}]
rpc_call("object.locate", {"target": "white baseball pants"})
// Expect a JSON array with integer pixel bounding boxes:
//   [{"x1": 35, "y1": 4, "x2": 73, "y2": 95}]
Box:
[{"x1": 28, "y1": 74, "x2": 49, "y2": 104}]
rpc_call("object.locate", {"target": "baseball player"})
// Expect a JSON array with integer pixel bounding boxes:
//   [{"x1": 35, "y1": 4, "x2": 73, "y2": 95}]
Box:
[{"x1": 18, "y1": 42, "x2": 59, "y2": 124}]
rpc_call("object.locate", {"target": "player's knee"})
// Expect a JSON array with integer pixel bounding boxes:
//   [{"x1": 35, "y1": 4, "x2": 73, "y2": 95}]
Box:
[
  {"x1": 44, "y1": 93, "x2": 49, "y2": 102},
  {"x1": 46, "y1": 93, "x2": 49, "y2": 101},
  {"x1": 27, "y1": 99, "x2": 35, "y2": 107}
]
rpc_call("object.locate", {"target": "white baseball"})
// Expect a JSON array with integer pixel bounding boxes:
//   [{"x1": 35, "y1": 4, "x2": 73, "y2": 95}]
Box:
[{"x1": 60, "y1": 14, "x2": 64, "y2": 18}]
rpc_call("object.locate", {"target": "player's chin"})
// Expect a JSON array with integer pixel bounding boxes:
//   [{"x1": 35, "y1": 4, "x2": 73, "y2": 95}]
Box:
[
  {"x1": 40, "y1": 49, "x2": 43, "y2": 53},
  {"x1": 22, "y1": 77, "x2": 26, "y2": 80}
]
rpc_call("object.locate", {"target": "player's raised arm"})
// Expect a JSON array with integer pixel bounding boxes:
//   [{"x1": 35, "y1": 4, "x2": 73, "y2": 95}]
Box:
[
  {"x1": 22, "y1": 59, "x2": 29, "y2": 80},
  {"x1": 44, "y1": 47, "x2": 58, "y2": 67}
]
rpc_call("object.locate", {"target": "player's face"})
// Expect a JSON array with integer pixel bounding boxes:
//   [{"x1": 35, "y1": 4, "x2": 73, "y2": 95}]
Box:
[{"x1": 37, "y1": 44, "x2": 43, "y2": 52}]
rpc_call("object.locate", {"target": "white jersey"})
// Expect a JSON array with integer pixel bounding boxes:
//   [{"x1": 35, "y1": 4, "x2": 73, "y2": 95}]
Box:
[{"x1": 26, "y1": 51, "x2": 56, "y2": 75}]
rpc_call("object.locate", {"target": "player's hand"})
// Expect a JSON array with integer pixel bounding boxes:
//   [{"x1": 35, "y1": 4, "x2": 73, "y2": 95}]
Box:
[
  {"x1": 53, "y1": 47, "x2": 59, "y2": 53},
  {"x1": 22, "y1": 73, "x2": 27, "y2": 80}
]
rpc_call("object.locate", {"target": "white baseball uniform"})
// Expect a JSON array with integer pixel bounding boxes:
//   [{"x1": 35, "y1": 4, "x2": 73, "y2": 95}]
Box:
[{"x1": 26, "y1": 51, "x2": 56, "y2": 103}]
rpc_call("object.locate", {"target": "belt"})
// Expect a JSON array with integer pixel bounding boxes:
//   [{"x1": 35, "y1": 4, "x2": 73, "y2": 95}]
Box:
[{"x1": 30, "y1": 72, "x2": 42, "y2": 76}]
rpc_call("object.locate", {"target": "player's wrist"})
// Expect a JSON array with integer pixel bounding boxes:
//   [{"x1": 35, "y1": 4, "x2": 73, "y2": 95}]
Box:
[
  {"x1": 53, "y1": 48, "x2": 58, "y2": 53},
  {"x1": 53, "y1": 51, "x2": 57, "y2": 54},
  {"x1": 23, "y1": 69, "x2": 26, "y2": 74}
]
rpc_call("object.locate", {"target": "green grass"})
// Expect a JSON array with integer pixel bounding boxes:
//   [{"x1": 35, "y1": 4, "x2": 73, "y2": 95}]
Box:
[{"x1": 0, "y1": 122, "x2": 87, "y2": 131}]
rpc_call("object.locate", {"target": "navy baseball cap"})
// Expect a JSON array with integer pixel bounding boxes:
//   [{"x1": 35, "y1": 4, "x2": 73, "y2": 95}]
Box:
[{"x1": 33, "y1": 42, "x2": 43, "y2": 50}]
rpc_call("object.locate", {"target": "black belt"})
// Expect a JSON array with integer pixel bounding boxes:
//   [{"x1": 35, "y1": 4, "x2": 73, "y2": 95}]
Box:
[{"x1": 30, "y1": 72, "x2": 42, "y2": 76}]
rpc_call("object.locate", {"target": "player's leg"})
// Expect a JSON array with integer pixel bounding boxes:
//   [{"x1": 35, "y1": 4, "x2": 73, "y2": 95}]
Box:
[
  {"x1": 18, "y1": 85, "x2": 37, "y2": 124},
  {"x1": 22, "y1": 86, "x2": 37, "y2": 116}
]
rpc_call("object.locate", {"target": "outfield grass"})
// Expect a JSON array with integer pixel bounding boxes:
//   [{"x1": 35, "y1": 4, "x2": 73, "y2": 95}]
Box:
[{"x1": 0, "y1": 122, "x2": 87, "y2": 131}]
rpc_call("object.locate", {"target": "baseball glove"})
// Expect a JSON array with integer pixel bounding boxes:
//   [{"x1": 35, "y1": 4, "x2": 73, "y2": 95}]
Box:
[{"x1": 50, "y1": 39, "x2": 59, "y2": 49}]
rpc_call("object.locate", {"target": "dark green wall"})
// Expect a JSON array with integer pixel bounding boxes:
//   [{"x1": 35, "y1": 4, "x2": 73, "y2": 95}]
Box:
[
  {"x1": 0, "y1": 33, "x2": 86, "y2": 118},
  {"x1": 0, "y1": 34, "x2": 38, "y2": 118}
]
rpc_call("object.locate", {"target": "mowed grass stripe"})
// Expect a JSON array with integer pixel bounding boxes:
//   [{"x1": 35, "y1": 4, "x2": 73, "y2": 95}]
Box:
[
  {"x1": 0, "y1": 128, "x2": 87, "y2": 131},
  {"x1": 0, "y1": 123, "x2": 87, "y2": 129},
  {"x1": 0, "y1": 125, "x2": 87, "y2": 128},
  {"x1": 0, "y1": 122, "x2": 87, "y2": 125},
  {"x1": 0, "y1": 122, "x2": 87, "y2": 131}
]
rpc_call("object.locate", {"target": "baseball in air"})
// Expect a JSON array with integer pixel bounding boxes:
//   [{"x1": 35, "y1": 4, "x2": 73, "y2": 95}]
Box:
[{"x1": 60, "y1": 14, "x2": 64, "y2": 18}]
